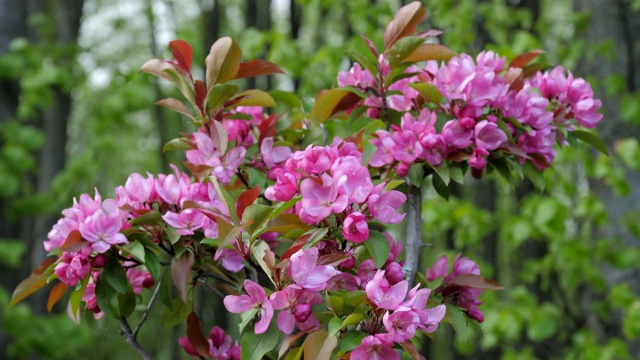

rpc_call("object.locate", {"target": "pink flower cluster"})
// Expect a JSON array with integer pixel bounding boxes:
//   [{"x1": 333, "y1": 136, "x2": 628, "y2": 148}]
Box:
[
  {"x1": 338, "y1": 51, "x2": 603, "y2": 177},
  {"x1": 427, "y1": 254, "x2": 485, "y2": 322},
  {"x1": 186, "y1": 106, "x2": 270, "y2": 184},
  {"x1": 179, "y1": 326, "x2": 241, "y2": 359},
  {"x1": 264, "y1": 140, "x2": 406, "y2": 242}
]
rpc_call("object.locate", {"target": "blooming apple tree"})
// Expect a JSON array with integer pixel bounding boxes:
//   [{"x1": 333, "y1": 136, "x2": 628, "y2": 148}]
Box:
[{"x1": 11, "y1": 2, "x2": 605, "y2": 359}]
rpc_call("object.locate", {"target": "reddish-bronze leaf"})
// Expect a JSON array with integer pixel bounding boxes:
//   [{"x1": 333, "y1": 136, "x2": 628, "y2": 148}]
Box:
[
  {"x1": 310, "y1": 90, "x2": 361, "y2": 126},
  {"x1": 183, "y1": 161, "x2": 213, "y2": 182},
  {"x1": 400, "y1": 340, "x2": 425, "y2": 360},
  {"x1": 236, "y1": 186, "x2": 261, "y2": 219},
  {"x1": 187, "y1": 311, "x2": 211, "y2": 358},
  {"x1": 60, "y1": 229, "x2": 87, "y2": 252},
  {"x1": 11, "y1": 273, "x2": 49, "y2": 306},
  {"x1": 205, "y1": 37, "x2": 242, "y2": 88},
  {"x1": 415, "y1": 29, "x2": 443, "y2": 39},
  {"x1": 169, "y1": 40, "x2": 193, "y2": 73},
  {"x1": 171, "y1": 252, "x2": 195, "y2": 303},
  {"x1": 235, "y1": 60, "x2": 285, "y2": 80},
  {"x1": 360, "y1": 34, "x2": 379, "y2": 58},
  {"x1": 139, "y1": 58, "x2": 174, "y2": 82},
  {"x1": 156, "y1": 98, "x2": 193, "y2": 119},
  {"x1": 509, "y1": 49, "x2": 545, "y2": 69},
  {"x1": 449, "y1": 274, "x2": 506, "y2": 291},
  {"x1": 317, "y1": 254, "x2": 349, "y2": 267},
  {"x1": 32, "y1": 257, "x2": 58, "y2": 276},
  {"x1": 504, "y1": 67, "x2": 524, "y2": 92},
  {"x1": 280, "y1": 233, "x2": 313, "y2": 261},
  {"x1": 258, "y1": 113, "x2": 278, "y2": 144},
  {"x1": 47, "y1": 282, "x2": 68, "y2": 313},
  {"x1": 266, "y1": 213, "x2": 311, "y2": 235},
  {"x1": 384, "y1": 1, "x2": 426, "y2": 50},
  {"x1": 344, "y1": 129, "x2": 365, "y2": 150},
  {"x1": 194, "y1": 80, "x2": 207, "y2": 111},
  {"x1": 404, "y1": 43, "x2": 457, "y2": 63}
]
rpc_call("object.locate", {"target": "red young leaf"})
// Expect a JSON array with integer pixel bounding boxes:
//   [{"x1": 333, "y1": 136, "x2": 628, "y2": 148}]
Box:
[
  {"x1": 344, "y1": 129, "x2": 365, "y2": 150},
  {"x1": 139, "y1": 58, "x2": 174, "y2": 82},
  {"x1": 187, "y1": 311, "x2": 212, "y2": 358},
  {"x1": 400, "y1": 340, "x2": 425, "y2": 360},
  {"x1": 509, "y1": 49, "x2": 545, "y2": 69},
  {"x1": 449, "y1": 274, "x2": 506, "y2": 291},
  {"x1": 60, "y1": 229, "x2": 86, "y2": 252},
  {"x1": 32, "y1": 257, "x2": 58, "y2": 276},
  {"x1": 10, "y1": 273, "x2": 49, "y2": 306},
  {"x1": 504, "y1": 67, "x2": 524, "y2": 92},
  {"x1": 235, "y1": 60, "x2": 285, "y2": 79},
  {"x1": 156, "y1": 98, "x2": 193, "y2": 119},
  {"x1": 194, "y1": 80, "x2": 207, "y2": 112},
  {"x1": 384, "y1": 1, "x2": 426, "y2": 50},
  {"x1": 236, "y1": 186, "x2": 261, "y2": 219},
  {"x1": 183, "y1": 161, "x2": 213, "y2": 182},
  {"x1": 258, "y1": 113, "x2": 278, "y2": 145},
  {"x1": 47, "y1": 282, "x2": 68, "y2": 313},
  {"x1": 171, "y1": 252, "x2": 195, "y2": 303},
  {"x1": 310, "y1": 90, "x2": 361, "y2": 126},
  {"x1": 169, "y1": 40, "x2": 193, "y2": 73},
  {"x1": 415, "y1": 29, "x2": 443, "y2": 39},
  {"x1": 280, "y1": 233, "x2": 313, "y2": 261},
  {"x1": 360, "y1": 34, "x2": 379, "y2": 58}
]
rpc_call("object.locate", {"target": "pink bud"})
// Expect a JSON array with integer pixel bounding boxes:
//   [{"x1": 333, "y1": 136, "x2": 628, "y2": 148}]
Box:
[
  {"x1": 293, "y1": 303, "x2": 312, "y2": 323},
  {"x1": 91, "y1": 254, "x2": 108, "y2": 268}
]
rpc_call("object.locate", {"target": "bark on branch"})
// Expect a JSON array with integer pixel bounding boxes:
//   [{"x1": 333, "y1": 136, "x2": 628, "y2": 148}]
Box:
[
  {"x1": 120, "y1": 317, "x2": 154, "y2": 360},
  {"x1": 403, "y1": 184, "x2": 423, "y2": 287}
]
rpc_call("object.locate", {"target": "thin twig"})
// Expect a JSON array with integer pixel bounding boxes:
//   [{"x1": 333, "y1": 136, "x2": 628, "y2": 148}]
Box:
[
  {"x1": 119, "y1": 317, "x2": 154, "y2": 360},
  {"x1": 133, "y1": 281, "x2": 162, "y2": 337}
]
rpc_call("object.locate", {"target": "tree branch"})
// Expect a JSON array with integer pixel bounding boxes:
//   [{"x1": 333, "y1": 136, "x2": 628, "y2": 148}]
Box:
[
  {"x1": 133, "y1": 281, "x2": 162, "y2": 337},
  {"x1": 403, "y1": 184, "x2": 423, "y2": 287},
  {"x1": 120, "y1": 317, "x2": 154, "y2": 360}
]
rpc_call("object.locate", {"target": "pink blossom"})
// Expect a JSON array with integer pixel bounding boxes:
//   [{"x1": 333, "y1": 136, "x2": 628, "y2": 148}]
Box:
[
  {"x1": 162, "y1": 208, "x2": 205, "y2": 235},
  {"x1": 474, "y1": 120, "x2": 507, "y2": 151},
  {"x1": 337, "y1": 62, "x2": 375, "y2": 90},
  {"x1": 342, "y1": 212, "x2": 369, "y2": 243},
  {"x1": 264, "y1": 169, "x2": 300, "y2": 202},
  {"x1": 269, "y1": 286, "x2": 322, "y2": 334},
  {"x1": 369, "y1": 131, "x2": 395, "y2": 167},
  {"x1": 126, "y1": 266, "x2": 154, "y2": 294},
  {"x1": 223, "y1": 280, "x2": 274, "y2": 334},
  {"x1": 426, "y1": 255, "x2": 449, "y2": 281},
  {"x1": 326, "y1": 273, "x2": 360, "y2": 291},
  {"x1": 292, "y1": 145, "x2": 336, "y2": 175},
  {"x1": 261, "y1": 137, "x2": 292, "y2": 168},
  {"x1": 186, "y1": 131, "x2": 221, "y2": 168},
  {"x1": 79, "y1": 199, "x2": 127, "y2": 253},
  {"x1": 298, "y1": 174, "x2": 348, "y2": 224},
  {"x1": 365, "y1": 270, "x2": 408, "y2": 310},
  {"x1": 213, "y1": 146, "x2": 246, "y2": 184},
  {"x1": 55, "y1": 246, "x2": 92, "y2": 286},
  {"x1": 332, "y1": 156, "x2": 373, "y2": 203},
  {"x1": 223, "y1": 119, "x2": 253, "y2": 148},
  {"x1": 442, "y1": 118, "x2": 474, "y2": 149},
  {"x1": 215, "y1": 247, "x2": 245, "y2": 272},
  {"x1": 287, "y1": 247, "x2": 340, "y2": 292},
  {"x1": 367, "y1": 184, "x2": 406, "y2": 224},
  {"x1": 179, "y1": 326, "x2": 241, "y2": 359},
  {"x1": 155, "y1": 166, "x2": 191, "y2": 205},
  {"x1": 357, "y1": 259, "x2": 378, "y2": 287},
  {"x1": 45, "y1": 217, "x2": 78, "y2": 252},
  {"x1": 350, "y1": 335, "x2": 399, "y2": 360},
  {"x1": 383, "y1": 310, "x2": 419, "y2": 342}
]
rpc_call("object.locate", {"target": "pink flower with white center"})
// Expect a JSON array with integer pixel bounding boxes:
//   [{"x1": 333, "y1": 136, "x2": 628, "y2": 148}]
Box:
[
  {"x1": 366, "y1": 270, "x2": 408, "y2": 310},
  {"x1": 261, "y1": 137, "x2": 292, "y2": 168},
  {"x1": 290, "y1": 145, "x2": 336, "y2": 175},
  {"x1": 367, "y1": 184, "x2": 406, "y2": 224},
  {"x1": 332, "y1": 156, "x2": 373, "y2": 204},
  {"x1": 383, "y1": 310, "x2": 419, "y2": 342},
  {"x1": 390, "y1": 130, "x2": 423, "y2": 163},
  {"x1": 474, "y1": 119, "x2": 507, "y2": 151},
  {"x1": 116, "y1": 173, "x2": 156, "y2": 208},
  {"x1": 126, "y1": 266, "x2": 154, "y2": 294},
  {"x1": 287, "y1": 247, "x2": 340, "y2": 292},
  {"x1": 162, "y1": 208, "x2": 205, "y2": 235},
  {"x1": 357, "y1": 259, "x2": 378, "y2": 287},
  {"x1": 342, "y1": 212, "x2": 369, "y2": 243},
  {"x1": 61, "y1": 190, "x2": 103, "y2": 224},
  {"x1": 350, "y1": 334, "x2": 399, "y2": 360},
  {"x1": 79, "y1": 199, "x2": 127, "y2": 253},
  {"x1": 223, "y1": 119, "x2": 253, "y2": 148},
  {"x1": 265, "y1": 168, "x2": 300, "y2": 202},
  {"x1": 55, "y1": 246, "x2": 92, "y2": 286},
  {"x1": 298, "y1": 174, "x2": 348, "y2": 224},
  {"x1": 223, "y1": 280, "x2": 274, "y2": 334},
  {"x1": 442, "y1": 118, "x2": 474, "y2": 149},
  {"x1": 269, "y1": 286, "x2": 322, "y2": 334}
]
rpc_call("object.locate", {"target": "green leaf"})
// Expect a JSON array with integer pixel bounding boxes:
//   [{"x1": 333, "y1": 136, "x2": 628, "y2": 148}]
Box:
[
  {"x1": 129, "y1": 210, "x2": 163, "y2": 226},
  {"x1": 407, "y1": 163, "x2": 424, "y2": 187},
  {"x1": 95, "y1": 272, "x2": 120, "y2": 318},
  {"x1": 338, "y1": 330, "x2": 367, "y2": 352},
  {"x1": 571, "y1": 130, "x2": 609, "y2": 155},
  {"x1": 388, "y1": 36, "x2": 425, "y2": 67},
  {"x1": 206, "y1": 83, "x2": 239, "y2": 111},
  {"x1": 364, "y1": 230, "x2": 390, "y2": 269},
  {"x1": 310, "y1": 89, "x2": 359, "y2": 126},
  {"x1": 239, "y1": 308, "x2": 259, "y2": 334},
  {"x1": 205, "y1": 37, "x2": 242, "y2": 87},
  {"x1": 144, "y1": 248, "x2": 162, "y2": 282},
  {"x1": 241, "y1": 321, "x2": 281, "y2": 360},
  {"x1": 344, "y1": 50, "x2": 377, "y2": 76},
  {"x1": 212, "y1": 177, "x2": 239, "y2": 225},
  {"x1": 251, "y1": 240, "x2": 273, "y2": 281},
  {"x1": 161, "y1": 298, "x2": 193, "y2": 329},
  {"x1": 243, "y1": 204, "x2": 274, "y2": 236},
  {"x1": 165, "y1": 225, "x2": 181, "y2": 245},
  {"x1": 409, "y1": 82, "x2": 443, "y2": 104},
  {"x1": 104, "y1": 260, "x2": 129, "y2": 294},
  {"x1": 432, "y1": 173, "x2": 449, "y2": 200},
  {"x1": 404, "y1": 43, "x2": 458, "y2": 63},
  {"x1": 69, "y1": 276, "x2": 89, "y2": 317},
  {"x1": 122, "y1": 241, "x2": 146, "y2": 263},
  {"x1": 523, "y1": 161, "x2": 545, "y2": 191},
  {"x1": 231, "y1": 89, "x2": 277, "y2": 107}
]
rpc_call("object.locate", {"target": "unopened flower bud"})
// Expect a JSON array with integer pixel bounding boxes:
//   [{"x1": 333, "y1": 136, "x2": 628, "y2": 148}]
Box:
[
  {"x1": 91, "y1": 254, "x2": 108, "y2": 268},
  {"x1": 293, "y1": 303, "x2": 312, "y2": 323}
]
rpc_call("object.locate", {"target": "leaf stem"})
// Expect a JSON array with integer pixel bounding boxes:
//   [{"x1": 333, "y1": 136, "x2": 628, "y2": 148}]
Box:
[{"x1": 133, "y1": 281, "x2": 162, "y2": 337}]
